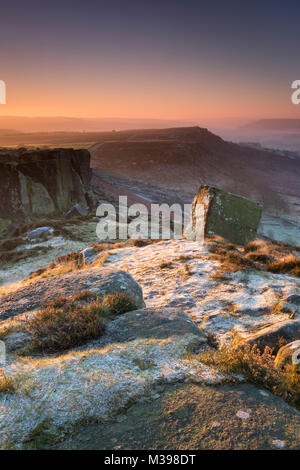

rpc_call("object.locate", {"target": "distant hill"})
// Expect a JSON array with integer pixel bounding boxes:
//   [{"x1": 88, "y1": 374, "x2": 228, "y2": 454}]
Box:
[
  {"x1": 0, "y1": 116, "x2": 196, "y2": 133},
  {"x1": 242, "y1": 119, "x2": 300, "y2": 132},
  {"x1": 0, "y1": 128, "x2": 19, "y2": 135},
  {"x1": 1, "y1": 125, "x2": 299, "y2": 218}
]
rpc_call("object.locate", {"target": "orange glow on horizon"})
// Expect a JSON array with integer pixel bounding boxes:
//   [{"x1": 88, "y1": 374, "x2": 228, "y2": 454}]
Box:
[{"x1": 1, "y1": 67, "x2": 299, "y2": 121}]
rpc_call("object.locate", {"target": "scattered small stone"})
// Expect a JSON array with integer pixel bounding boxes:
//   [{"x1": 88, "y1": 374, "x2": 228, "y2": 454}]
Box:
[
  {"x1": 272, "y1": 439, "x2": 286, "y2": 449},
  {"x1": 80, "y1": 247, "x2": 98, "y2": 265},
  {"x1": 212, "y1": 421, "x2": 221, "y2": 428},
  {"x1": 18, "y1": 299, "x2": 30, "y2": 305},
  {"x1": 236, "y1": 410, "x2": 251, "y2": 419},
  {"x1": 151, "y1": 393, "x2": 160, "y2": 400},
  {"x1": 259, "y1": 390, "x2": 269, "y2": 397},
  {"x1": 27, "y1": 226, "x2": 54, "y2": 241},
  {"x1": 232, "y1": 374, "x2": 245, "y2": 382}
]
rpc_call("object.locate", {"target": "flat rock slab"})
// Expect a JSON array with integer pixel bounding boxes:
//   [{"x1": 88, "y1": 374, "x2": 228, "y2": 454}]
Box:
[
  {"x1": 102, "y1": 307, "x2": 206, "y2": 343},
  {"x1": 0, "y1": 268, "x2": 144, "y2": 321},
  {"x1": 57, "y1": 383, "x2": 300, "y2": 450}
]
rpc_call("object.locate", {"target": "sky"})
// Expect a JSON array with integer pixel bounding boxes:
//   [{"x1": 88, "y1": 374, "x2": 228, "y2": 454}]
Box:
[{"x1": 0, "y1": 0, "x2": 299, "y2": 121}]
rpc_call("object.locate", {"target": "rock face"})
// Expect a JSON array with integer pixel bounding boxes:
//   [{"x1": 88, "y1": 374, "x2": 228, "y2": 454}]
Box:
[
  {"x1": 188, "y1": 185, "x2": 262, "y2": 245},
  {"x1": 0, "y1": 148, "x2": 93, "y2": 235}
]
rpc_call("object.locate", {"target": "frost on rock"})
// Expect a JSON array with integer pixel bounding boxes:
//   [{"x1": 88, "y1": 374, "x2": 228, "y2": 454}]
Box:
[
  {"x1": 1, "y1": 238, "x2": 300, "y2": 449},
  {"x1": 0, "y1": 332, "x2": 224, "y2": 449},
  {"x1": 106, "y1": 239, "x2": 300, "y2": 339}
]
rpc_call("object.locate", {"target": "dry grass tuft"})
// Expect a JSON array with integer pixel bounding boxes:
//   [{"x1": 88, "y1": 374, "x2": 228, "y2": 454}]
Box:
[
  {"x1": 267, "y1": 255, "x2": 300, "y2": 277},
  {"x1": 206, "y1": 332, "x2": 219, "y2": 349},
  {"x1": 26, "y1": 291, "x2": 138, "y2": 353},
  {"x1": 183, "y1": 264, "x2": 193, "y2": 276},
  {"x1": 210, "y1": 249, "x2": 256, "y2": 274},
  {"x1": 269, "y1": 299, "x2": 288, "y2": 316},
  {"x1": 0, "y1": 237, "x2": 25, "y2": 251},
  {"x1": 208, "y1": 237, "x2": 300, "y2": 278},
  {"x1": 160, "y1": 261, "x2": 173, "y2": 269},
  {"x1": 209, "y1": 271, "x2": 229, "y2": 282},
  {"x1": 198, "y1": 340, "x2": 300, "y2": 409},
  {"x1": 176, "y1": 255, "x2": 193, "y2": 262},
  {"x1": 91, "y1": 238, "x2": 154, "y2": 252},
  {"x1": 244, "y1": 252, "x2": 273, "y2": 263},
  {"x1": 102, "y1": 292, "x2": 138, "y2": 315},
  {"x1": 0, "y1": 369, "x2": 16, "y2": 393},
  {"x1": 27, "y1": 300, "x2": 106, "y2": 353},
  {"x1": 245, "y1": 240, "x2": 266, "y2": 252}
]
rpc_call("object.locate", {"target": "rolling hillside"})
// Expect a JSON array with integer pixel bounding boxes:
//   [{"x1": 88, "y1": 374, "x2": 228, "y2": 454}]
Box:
[{"x1": 91, "y1": 127, "x2": 300, "y2": 218}]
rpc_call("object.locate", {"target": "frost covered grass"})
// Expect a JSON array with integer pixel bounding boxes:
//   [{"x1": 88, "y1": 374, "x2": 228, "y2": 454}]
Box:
[
  {"x1": 25, "y1": 239, "x2": 155, "y2": 283},
  {"x1": 198, "y1": 340, "x2": 300, "y2": 410},
  {"x1": 106, "y1": 239, "x2": 300, "y2": 337},
  {"x1": 0, "y1": 333, "x2": 223, "y2": 449}
]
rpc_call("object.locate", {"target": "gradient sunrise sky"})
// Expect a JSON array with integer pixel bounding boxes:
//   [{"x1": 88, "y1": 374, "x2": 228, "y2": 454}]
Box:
[{"x1": 0, "y1": 0, "x2": 299, "y2": 120}]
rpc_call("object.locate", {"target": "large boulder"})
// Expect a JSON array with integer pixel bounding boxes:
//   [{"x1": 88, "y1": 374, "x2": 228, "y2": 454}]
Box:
[
  {"x1": 0, "y1": 268, "x2": 145, "y2": 321},
  {"x1": 65, "y1": 203, "x2": 89, "y2": 219},
  {"x1": 102, "y1": 307, "x2": 206, "y2": 345},
  {"x1": 187, "y1": 185, "x2": 262, "y2": 245},
  {"x1": 0, "y1": 148, "x2": 93, "y2": 235},
  {"x1": 243, "y1": 319, "x2": 300, "y2": 353},
  {"x1": 27, "y1": 226, "x2": 54, "y2": 241}
]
